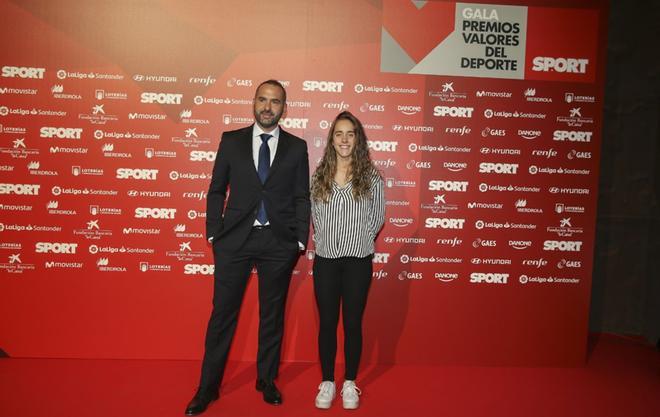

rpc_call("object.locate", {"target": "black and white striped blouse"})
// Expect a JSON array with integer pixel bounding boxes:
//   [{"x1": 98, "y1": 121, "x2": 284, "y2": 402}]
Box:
[{"x1": 311, "y1": 173, "x2": 385, "y2": 258}]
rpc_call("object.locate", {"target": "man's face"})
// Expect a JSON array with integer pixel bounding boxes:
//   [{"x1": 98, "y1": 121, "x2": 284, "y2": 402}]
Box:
[{"x1": 253, "y1": 84, "x2": 286, "y2": 131}]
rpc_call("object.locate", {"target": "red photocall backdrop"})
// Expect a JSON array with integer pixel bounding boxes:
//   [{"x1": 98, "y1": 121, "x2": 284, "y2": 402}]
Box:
[{"x1": 0, "y1": 0, "x2": 608, "y2": 366}]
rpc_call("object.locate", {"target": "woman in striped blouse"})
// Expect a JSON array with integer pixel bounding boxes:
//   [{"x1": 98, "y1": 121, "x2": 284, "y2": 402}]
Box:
[{"x1": 310, "y1": 111, "x2": 385, "y2": 410}]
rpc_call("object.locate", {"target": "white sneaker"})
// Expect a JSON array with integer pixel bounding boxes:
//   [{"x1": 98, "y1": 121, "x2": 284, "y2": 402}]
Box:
[
  {"x1": 341, "y1": 380, "x2": 361, "y2": 409},
  {"x1": 315, "y1": 381, "x2": 336, "y2": 409}
]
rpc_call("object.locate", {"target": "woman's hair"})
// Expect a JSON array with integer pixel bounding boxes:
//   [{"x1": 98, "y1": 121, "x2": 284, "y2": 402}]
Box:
[{"x1": 311, "y1": 111, "x2": 380, "y2": 202}]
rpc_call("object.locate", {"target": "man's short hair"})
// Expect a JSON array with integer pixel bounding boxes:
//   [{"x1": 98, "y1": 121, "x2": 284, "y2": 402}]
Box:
[{"x1": 255, "y1": 79, "x2": 287, "y2": 103}]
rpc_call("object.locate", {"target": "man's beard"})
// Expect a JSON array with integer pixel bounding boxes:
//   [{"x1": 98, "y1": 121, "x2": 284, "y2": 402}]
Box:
[{"x1": 255, "y1": 110, "x2": 281, "y2": 128}]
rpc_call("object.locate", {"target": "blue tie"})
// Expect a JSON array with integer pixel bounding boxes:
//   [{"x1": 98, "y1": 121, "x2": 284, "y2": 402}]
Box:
[{"x1": 256, "y1": 133, "x2": 271, "y2": 224}]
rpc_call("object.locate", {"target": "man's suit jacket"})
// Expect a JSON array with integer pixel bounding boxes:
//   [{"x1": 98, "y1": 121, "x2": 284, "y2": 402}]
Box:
[{"x1": 206, "y1": 125, "x2": 311, "y2": 252}]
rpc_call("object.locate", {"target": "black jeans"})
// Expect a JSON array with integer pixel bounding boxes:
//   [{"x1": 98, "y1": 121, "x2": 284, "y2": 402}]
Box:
[{"x1": 313, "y1": 255, "x2": 372, "y2": 381}]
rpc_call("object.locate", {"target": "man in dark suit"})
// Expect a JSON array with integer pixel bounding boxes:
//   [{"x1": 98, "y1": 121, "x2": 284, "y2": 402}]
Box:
[{"x1": 185, "y1": 80, "x2": 310, "y2": 415}]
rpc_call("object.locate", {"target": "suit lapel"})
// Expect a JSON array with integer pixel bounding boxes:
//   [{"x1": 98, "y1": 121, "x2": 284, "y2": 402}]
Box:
[{"x1": 240, "y1": 125, "x2": 261, "y2": 185}]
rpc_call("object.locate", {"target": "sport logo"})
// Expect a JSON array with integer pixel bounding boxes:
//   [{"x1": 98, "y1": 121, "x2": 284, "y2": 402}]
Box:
[
  {"x1": 0, "y1": 183, "x2": 40, "y2": 195},
  {"x1": 302, "y1": 80, "x2": 344, "y2": 92},
  {"x1": 116, "y1": 168, "x2": 158, "y2": 180},
  {"x1": 428, "y1": 180, "x2": 468, "y2": 192},
  {"x1": 35, "y1": 242, "x2": 78, "y2": 254},
  {"x1": 367, "y1": 141, "x2": 398, "y2": 152},
  {"x1": 433, "y1": 106, "x2": 473, "y2": 118},
  {"x1": 553, "y1": 130, "x2": 592, "y2": 142},
  {"x1": 470, "y1": 272, "x2": 508, "y2": 284},
  {"x1": 532, "y1": 57, "x2": 589, "y2": 74},
  {"x1": 543, "y1": 240, "x2": 583, "y2": 252},
  {"x1": 189, "y1": 151, "x2": 216, "y2": 162},
  {"x1": 134, "y1": 207, "x2": 176, "y2": 219},
  {"x1": 2, "y1": 66, "x2": 45, "y2": 79},
  {"x1": 279, "y1": 118, "x2": 308, "y2": 129},
  {"x1": 478, "y1": 162, "x2": 518, "y2": 174},
  {"x1": 184, "y1": 264, "x2": 215, "y2": 275},
  {"x1": 140, "y1": 92, "x2": 183, "y2": 104},
  {"x1": 424, "y1": 218, "x2": 465, "y2": 229},
  {"x1": 40, "y1": 127, "x2": 83, "y2": 139}
]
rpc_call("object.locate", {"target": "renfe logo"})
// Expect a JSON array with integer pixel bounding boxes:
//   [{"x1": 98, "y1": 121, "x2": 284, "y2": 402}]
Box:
[
  {"x1": 543, "y1": 240, "x2": 583, "y2": 252},
  {"x1": 116, "y1": 168, "x2": 158, "y2": 180},
  {"x1": 2, "y1": 66, "x2": 46, "y2": 79},
  {"x1": 302, "y1": 81, "x2": 344, "y2": 92},
  {"x1": 532, "y1": 57, "x2": 589, "y2": 74}
]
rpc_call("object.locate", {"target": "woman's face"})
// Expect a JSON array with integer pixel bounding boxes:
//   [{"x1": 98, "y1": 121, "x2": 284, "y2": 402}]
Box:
[{"x1": 332, "y1": 119, "x2": 356, "y2": 161}]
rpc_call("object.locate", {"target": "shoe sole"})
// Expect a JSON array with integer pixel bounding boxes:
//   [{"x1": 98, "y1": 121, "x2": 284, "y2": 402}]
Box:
[
  {"x1": 315, "y1": 399, "x2": 333, "y2": 409},
  {"x1": 343, "y1": 401, "x2": 358, "y2": 410}
]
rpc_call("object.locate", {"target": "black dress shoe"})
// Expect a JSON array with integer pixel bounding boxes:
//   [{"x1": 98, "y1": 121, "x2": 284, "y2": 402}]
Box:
[
  {"x1": 255, "y1": 379, "x2": 282, "y2": 405},
  {"x1": 184, "y1": 389, "x2": 219, "y2": 416}
]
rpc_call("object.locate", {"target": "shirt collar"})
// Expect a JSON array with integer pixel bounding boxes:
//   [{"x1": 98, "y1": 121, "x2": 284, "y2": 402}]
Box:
[{"x1": 253, "y1": 124, "x2": 280, "y2": 140}]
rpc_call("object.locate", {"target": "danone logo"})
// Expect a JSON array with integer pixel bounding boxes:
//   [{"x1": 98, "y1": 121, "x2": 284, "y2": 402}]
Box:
[
  {"x1": 389, "y1": 217, "x2": 414, "y2": 227},
  {"x1": 518, "y1": 129, "x2": 541, "y2": 140}
]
